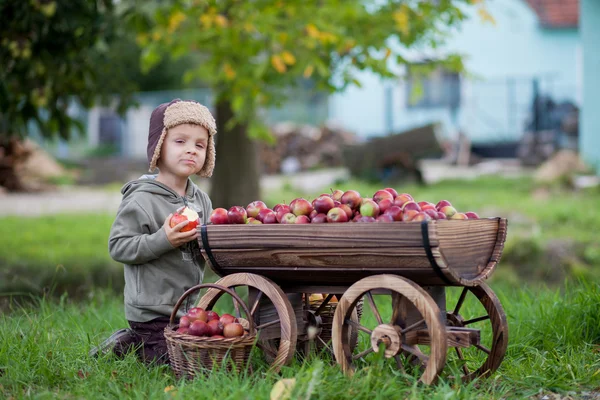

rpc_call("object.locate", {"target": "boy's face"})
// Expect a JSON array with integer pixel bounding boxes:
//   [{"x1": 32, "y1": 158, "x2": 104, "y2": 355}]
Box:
[{"x1": 157, "y1": 123, "x2": 209, "y2": 178}]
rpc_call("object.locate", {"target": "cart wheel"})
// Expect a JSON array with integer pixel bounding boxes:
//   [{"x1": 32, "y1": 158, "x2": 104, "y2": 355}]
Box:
[
  {"x1": 445, "y1": 282, "x2": 508, "y2": 381},
  {"x1": 332, "y1": 274, "x2": 447, "y2": 385},
  {"x1": 298, "y1": 294, "x2": 360, "y2": 357},
  {"x1": 196, "y1": 273, "x2": 297, "y2": 373}
]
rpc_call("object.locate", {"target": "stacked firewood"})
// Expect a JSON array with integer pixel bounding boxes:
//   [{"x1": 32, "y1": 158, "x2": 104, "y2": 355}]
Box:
[{"x1": 259, "y1": 123, "x2": 358, "y2": 174}]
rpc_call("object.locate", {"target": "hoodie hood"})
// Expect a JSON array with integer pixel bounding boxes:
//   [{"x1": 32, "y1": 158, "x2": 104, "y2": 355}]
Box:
[{"x1": 121, "y1": 175, "x2": 197, "y2": 204}]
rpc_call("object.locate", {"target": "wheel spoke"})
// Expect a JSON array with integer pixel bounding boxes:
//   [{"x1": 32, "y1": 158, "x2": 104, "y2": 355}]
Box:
[
  {"x1": 474, "y1": 344, "x2": 491, "y2": 354},
  {"x1": 257, "y1": 342, "x2": 278, "y2": 358},
  {"x1": 390, "y1": 292, "x2": 402, "y2": 325},
  {"x1": 256, "y1": 318, "x2": 280, "y2": 330},
  {"x1": 249, "y1": 291, "x2": 263, "y2": 317},
  {"x1": 352, "y1": 347, "x2": 374, "y2": 361},
  {"x1": 314, "y1": 294, "x2": 334, "y2": 316},
  {"x1": 455, "y1": 347, "x2": 470, "y2": 376},
  {"x1": 394, "y1": 354, "x2": 406, "y2": 373},
  {"x1": 400, "y1": 318, "x2": 425, "y2": 334},
  {"x1": 453, "y1": 287, "x2": 469, "y2": 315},
  {"x1": 401, "y1": 344, "x2": 429, "y2": 364},
  {"x1": 345, "y1": 318, "x2": 372, "y2": 335},
  {"x1": 365, "y1": 291, "x2": 383, "y2": 325},
  {"x1": 463, "y1": 315, "x2": 490, "y2": 326},
  {"x1": 317, "y1": 335, "x2": 333, "y2": 353}
]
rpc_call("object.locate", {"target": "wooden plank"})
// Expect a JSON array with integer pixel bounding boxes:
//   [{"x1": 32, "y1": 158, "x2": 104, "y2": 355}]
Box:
[
  {"x1": 404, "y1": 327, "x2": 480, "y2": 348},
  {"x1": 202, "y1": 223, "x2": 438, "y2": 249}
]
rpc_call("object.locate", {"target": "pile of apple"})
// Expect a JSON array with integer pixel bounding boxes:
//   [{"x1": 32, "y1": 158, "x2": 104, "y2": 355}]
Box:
[
  {"x1": 209, "y1": 188, "x2": 479, "y2": 224},
  {"x1": 176, "y1": 307, "x2": 245, "y2": 339}
]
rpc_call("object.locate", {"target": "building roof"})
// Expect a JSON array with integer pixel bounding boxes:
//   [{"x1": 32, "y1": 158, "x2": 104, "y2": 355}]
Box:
[{"x1": 525, "y1": 0, "x2": 579, "y2": 28}]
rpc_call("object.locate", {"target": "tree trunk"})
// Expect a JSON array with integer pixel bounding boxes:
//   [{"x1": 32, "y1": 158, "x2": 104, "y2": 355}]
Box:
[
  {"x1": 209, "y1": 98, "x2": 260, "y2": 209},
  {"x1": 0, "y1": 138, "x2": 28, "y2": 191}
]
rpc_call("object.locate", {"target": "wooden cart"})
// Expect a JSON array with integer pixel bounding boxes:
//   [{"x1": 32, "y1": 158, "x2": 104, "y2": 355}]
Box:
[{"x1": 195, "y1": 218, "x2": 508, "y2": 384}]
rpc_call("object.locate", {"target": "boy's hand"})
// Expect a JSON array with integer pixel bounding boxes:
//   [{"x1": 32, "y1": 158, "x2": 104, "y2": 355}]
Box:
[{"x1": 163, "y1": 212, "x2": 200, "y2": 247}]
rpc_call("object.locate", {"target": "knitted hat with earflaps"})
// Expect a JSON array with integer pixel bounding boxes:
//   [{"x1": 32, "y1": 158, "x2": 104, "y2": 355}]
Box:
[{"x1": 147, "y1": 99, "x2": 217, "y2": 177}]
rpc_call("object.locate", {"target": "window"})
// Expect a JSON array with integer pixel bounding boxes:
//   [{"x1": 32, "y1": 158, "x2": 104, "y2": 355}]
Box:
[{"x1": 406, "y1": 66, "x2": 461, "y2": 109}]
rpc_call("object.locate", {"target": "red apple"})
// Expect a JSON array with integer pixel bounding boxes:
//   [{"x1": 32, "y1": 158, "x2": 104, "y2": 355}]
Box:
[
  {"x1": 257, "y1": 208, "x2": 274, "y2": 222},
  {"x1": 384, "y1": 205, "x2": 403, "y2": 221},
  {"x1": 210, "y1": 208, "x2": 229, "y2": 225},
  {"x1": 246, "y1": 201, "x2": 267, "y2": 218},
  {"x1": 341, "y1": 190, "x2": 362, "y2": 210},
  {"x1": 465, "y1": 211, "x2": 480, "y2": 219},
  {"x1": 327, "y1": 207, "x2": 349, "y2": 223},
  {"x1": 262, "y1": 211, "x2": 278, "y2": 224},
  {"x1": 437, "y1": 212, "x2": 447, "y2": 220},
  {"x1": 331, "y1": 189, "x2": 344, "y2": 202},
  {"x1": 219, "y1": 314, "x2": 238, "y2": 325},
  {"x1": 228, "y1": 206, "x2": 248, "y2": 224},
  {"x1": 309, "y1": 209, "x2": 318, "y2": 219},
  {"x1": 402, "y1": 201, "x2": 421, "y2": 213},
  {"x1": 333, "y1": 200, "x2": 341, "y2": 207},
  {"x1": 352, "y1": 213, "x2": 362, "y2": 222},
  {"x1": 187, "y1": 307, "x2": 208, "y2": 323},
  {"x1": 373, "y1": 190, "x2": 394, "y2": 204},
  {"x1": 439, "y1": 205, "x2": 457, "y2": 218},
  {"x1": 207, "y1": 319, "x2": 224, "y2": 336},
  {"x1": 206, "y1": 310, "x2": 220, "y2": 321},
  {"x1": 376, "y1": 214, "x2": 394, "y2": 223},
  {"x1": 280, "y1": 213, "x2": 297, "y2": 224},
  {"x1": 384, "y1": 188, "x2": 399, "y2": 198},
  {"x1": 176, "y1": 327, "x2": 190, "y2": 334},
  {"x1": 419, "y1": 202, "x2": 436, "y2": 211},
  {"x1": 378, "y1": 198, "x2": 393, "y2": 214},
  {"x1": 360, "y1": 198, "x2": 380, "y2": 218},
  {"x1": 356, "y1": 216, "x2": 376, "y2": 223},
  {"x1": 179, "y1": 316, "x2": 192, "y2": 329},
  {"x1": 295, "y1": 215, "x2": 311, "y2": 224},
  {"x1": 412, "y1": 212, "x2": 432, "y2": 222},
  {"x1": 170, "y1": 207, "x2": 200, "y2": 232},
  {"x1": 276, "y1": 205, "x2": 292, "y2": 223},
  {"x1": 290, "y1": 198, "x2": 313, "y2": 216},
  {"x1": 339, "y1": 204, "x2": 353, "y2": 219},
  {"x1": 450, "y1": 212, "x2": 469, "y2": 220},
  {"x1": 312, "y1": 195, "x2": 335, "y2": 214},
  {"x1": 435, "y1": 200, "x2": 452, "y2": 211},
  {"x1": 273, "y1": 203, "x2": 288, "y2": 213},
  {"x1": 189, "y1": 320, "x2": 211, "y2": 336},
  {"x1": 223, "y1": 322, "x2": 245, "y2": 338},
  {"x1": 394, "y1": 193, "x2": 414, "y2": 208},
  {"x1": 402, "y1": 209, "x2": 420, "y2": 221},
  {"x1": 247, "y1": 217, "x2": 262, "y2": 224},
  {"x1": 424, "y1": 209, "x2": 439, "y2": 220},
  {"x1": 311, "y1": 213, "x2": 328, "y2": 223}
]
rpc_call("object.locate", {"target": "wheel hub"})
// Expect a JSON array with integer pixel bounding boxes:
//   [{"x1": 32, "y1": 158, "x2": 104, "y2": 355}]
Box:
[
  {"x1": 446, "y1": 312, "x2": 465, "y2": 328},
  {"x1": 370, "y1": 324, "x2": 402, "y2": 358}
]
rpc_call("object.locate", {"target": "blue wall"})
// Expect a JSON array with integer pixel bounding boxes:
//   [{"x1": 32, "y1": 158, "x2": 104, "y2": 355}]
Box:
[
  {"x1": 329, "y1": 0, "x2": 580, "y2": 143},
  {"x1": 580, "y1": 0, "x2": 600, "y2": 173}
]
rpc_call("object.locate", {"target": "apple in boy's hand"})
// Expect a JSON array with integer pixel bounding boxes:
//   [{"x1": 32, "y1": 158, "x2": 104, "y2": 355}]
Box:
[{"x1": 170, "y1": 207, "x2": 200, "y2": 232}]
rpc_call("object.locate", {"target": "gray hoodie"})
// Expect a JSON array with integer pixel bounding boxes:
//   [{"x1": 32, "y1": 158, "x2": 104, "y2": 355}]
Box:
[{"x1": 108, "y1": 175, "x2": 212, "y2": 322}]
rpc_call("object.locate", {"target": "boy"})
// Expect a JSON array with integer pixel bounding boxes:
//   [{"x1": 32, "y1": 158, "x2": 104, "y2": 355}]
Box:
[{"x1": 89, "y1": 99, "x2": 216, "y2": 365}]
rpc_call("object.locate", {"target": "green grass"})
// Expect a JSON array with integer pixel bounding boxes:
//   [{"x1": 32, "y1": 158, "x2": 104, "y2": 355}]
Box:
[{"x1": 1, "y1": 281, "x2": 599, "y2": 399}]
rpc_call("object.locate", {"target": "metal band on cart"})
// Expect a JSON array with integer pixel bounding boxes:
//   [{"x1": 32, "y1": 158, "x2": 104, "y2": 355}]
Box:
[
  {"x1": 421, "y1": 220, "x2": 453, "y2": 285},
  {"x1": 200, "y1": 224, "x2": 221, "y2": 269}
]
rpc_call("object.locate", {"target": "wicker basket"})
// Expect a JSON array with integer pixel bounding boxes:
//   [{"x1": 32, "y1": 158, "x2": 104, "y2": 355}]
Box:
[{"x1": 164, "y1": 284, "x2": 256, "y2": 379}]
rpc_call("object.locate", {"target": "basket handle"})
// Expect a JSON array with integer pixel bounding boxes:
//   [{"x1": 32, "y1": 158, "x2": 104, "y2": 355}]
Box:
[{"x1": 168, "y1": 283, "x2": 256, "y2": 335}]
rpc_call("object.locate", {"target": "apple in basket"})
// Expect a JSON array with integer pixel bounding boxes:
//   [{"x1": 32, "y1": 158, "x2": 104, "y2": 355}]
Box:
[
  {"x1": 219, "y1": 313, "x2": 238, "y2": 325},
  {"x1": 170, "y1": 207, "x2": 200, "y2": 232},
  {"x1": 223, "y1": 322, "x2": 245, "y2": 338},
  {"x1": 179, "y1": 316, "x2": 192, "y2": 329},
  {"x1": 207, "y1": 320, "x2": 224, "y2": 336},
  {"x1": 210, "y1": 208, "x2": 229, "y2": 224},
  {"x1": 189, "y1": 320, "x2": 211, "y2": 336},
  {"x1": 206, "y1": 310, "x2": 220, "y2": 321},
  {"x1": 187, "y1": 307, "x2": 208, "y2": 323}
]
